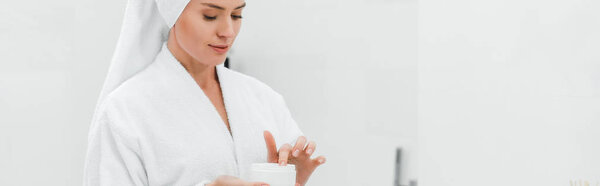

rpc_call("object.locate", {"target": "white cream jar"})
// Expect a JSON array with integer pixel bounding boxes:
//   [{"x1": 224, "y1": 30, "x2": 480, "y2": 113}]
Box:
[{"x1": 249, "y1": 163, "x2": 296, "y2": 186}]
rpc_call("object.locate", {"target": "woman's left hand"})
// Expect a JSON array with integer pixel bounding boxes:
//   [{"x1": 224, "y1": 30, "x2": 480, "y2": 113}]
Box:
[{"x1": 263, "y1": 131, "x2": 326, "y2": 186}]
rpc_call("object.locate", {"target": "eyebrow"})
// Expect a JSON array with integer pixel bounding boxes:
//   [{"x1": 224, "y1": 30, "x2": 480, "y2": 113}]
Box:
[{"x1": 201, "y1": 2, "x2": 246, "y2": 10}]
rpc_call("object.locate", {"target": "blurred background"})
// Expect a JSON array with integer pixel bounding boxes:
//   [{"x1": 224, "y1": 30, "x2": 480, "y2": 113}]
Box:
[
  {"x1": 418, "y1": 0, "x2": 600, "y2": 185},
  {"x1": 1, "y1": 0, "x2": 599, "y2": 186}
]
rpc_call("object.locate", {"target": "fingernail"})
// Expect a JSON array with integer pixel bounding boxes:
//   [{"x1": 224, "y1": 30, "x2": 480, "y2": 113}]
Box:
[
  {"x1": 319, "y1": 158, "x2": 325, "y2": 164},
  {"x1": 293, "y1": 150, "x2": 300, "y2": 157},
  {"x1": 306, "y1": 149, "x2": 313, "y2": 155}
]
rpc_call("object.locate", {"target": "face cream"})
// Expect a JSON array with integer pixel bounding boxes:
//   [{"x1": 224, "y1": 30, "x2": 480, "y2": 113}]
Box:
[{"x1": 249, "y1": 163, "x2": 296, "y2": 186}]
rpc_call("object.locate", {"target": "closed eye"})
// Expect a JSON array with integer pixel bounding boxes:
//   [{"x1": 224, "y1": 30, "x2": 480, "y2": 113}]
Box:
[
  {"x1": 232, "y1": 15, "x2": 243, "y2": 19},
  {"x1": 204, "y1": 15, "x2": 217, "y2": 20}
]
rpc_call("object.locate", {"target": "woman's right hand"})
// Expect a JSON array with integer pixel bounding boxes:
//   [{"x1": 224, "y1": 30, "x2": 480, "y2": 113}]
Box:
[{"x1": 206, "y1": 175, "x2": 269, "y2": 186}]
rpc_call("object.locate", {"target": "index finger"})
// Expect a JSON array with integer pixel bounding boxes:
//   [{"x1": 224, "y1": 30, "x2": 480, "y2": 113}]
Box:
[
  {"x1": 263, "y1": 130, "x2": 278, "y2": 163},
  {"x1": 292, "y1": 136, "x2": 307, "y2": 158}
]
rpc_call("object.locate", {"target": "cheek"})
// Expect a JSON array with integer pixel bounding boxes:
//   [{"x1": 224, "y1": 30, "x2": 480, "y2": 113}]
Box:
[
  {"x1": 233, "y1": 22, "x2": 242, "y2": 37},
  {"x1": 178, "y1": 19, "x2": 213, "y2": 54}
]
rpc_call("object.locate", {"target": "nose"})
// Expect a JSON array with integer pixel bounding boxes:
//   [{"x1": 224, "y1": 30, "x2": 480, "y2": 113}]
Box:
[{"x1": 217, "y1": 18, "x2": 235, "y2": 39}]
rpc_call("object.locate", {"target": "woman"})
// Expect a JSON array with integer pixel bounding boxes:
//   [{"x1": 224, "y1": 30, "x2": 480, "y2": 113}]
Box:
[{"x1": 83, "y1": 0, "x2": 325, "y2": 185}]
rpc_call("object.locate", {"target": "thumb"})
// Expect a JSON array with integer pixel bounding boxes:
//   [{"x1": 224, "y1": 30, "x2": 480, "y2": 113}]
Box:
[{"x1": 263, "y1": 130, "x2": 278, "y2": 163}]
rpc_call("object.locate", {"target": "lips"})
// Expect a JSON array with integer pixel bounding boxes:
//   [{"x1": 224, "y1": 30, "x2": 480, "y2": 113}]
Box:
[{"x1": 209, "y1": 44, "x2": 229, "y2": 54}]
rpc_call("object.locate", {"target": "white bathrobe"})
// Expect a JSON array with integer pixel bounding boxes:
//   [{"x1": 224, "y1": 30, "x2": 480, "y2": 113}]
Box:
[{"x1": 84, "y1": 43, "x2": 303, "y2": 186}]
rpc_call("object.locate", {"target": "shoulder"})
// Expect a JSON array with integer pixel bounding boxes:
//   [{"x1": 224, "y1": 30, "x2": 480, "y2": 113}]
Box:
[
  {"x1": 96, "y1": 61, "x2": 166, "y2": 129},
  {"x1": 92, "y1": 68, "x2": 157, "y2": 140},
  {"x1": 104, "y1": 59, "x2": 168, "y2": 108}
]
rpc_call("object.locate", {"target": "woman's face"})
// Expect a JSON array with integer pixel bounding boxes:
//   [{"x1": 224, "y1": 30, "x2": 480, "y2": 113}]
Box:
[{"x1": 173, "y1": 0, "x2": 245, "y2": 66}]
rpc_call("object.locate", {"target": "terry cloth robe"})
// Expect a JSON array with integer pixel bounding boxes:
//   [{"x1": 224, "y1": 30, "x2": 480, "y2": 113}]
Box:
[{"x1": 84, "y1": 42, "x2": 303, "y2": 186}]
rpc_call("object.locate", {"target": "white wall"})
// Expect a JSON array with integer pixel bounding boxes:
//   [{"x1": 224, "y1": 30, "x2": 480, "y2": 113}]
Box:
[
  {"x1": 229, "y1": 0, "x2": 418, "y2": 185},
  {"x1": 0, "y1": 0, "x2": 125, "y2": 185},
  {"x1": 418, "y1": 0, "x2": 600, "y2": 185}
]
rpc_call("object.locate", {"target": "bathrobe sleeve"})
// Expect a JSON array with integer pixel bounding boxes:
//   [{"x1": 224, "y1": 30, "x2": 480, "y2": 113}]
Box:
[
  {"x1": 273, "y1": 94, "x2": 304, "y2": 147},
  {"x1": 84, "y1": 110, "x2": 149, "y2": 186}
]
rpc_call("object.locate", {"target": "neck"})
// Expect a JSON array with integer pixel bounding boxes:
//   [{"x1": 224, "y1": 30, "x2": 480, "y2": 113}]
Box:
[{"x1": 167, "y1": 28, "x2": 218, "y2": 89}]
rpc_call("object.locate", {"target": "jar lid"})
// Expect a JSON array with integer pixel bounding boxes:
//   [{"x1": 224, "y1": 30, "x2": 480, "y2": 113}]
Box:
[{"x1": 251, "y1": 163, "x2": 296, "y2": 172}]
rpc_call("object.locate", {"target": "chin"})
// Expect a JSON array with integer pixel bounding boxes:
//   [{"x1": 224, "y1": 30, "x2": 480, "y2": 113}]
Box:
[
  {"x1": 193, "y1": 52, "x2": 227, "y2": 66},
  {"x1": 214, "y1": 56, "x2": 228, "y2": 65}
]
